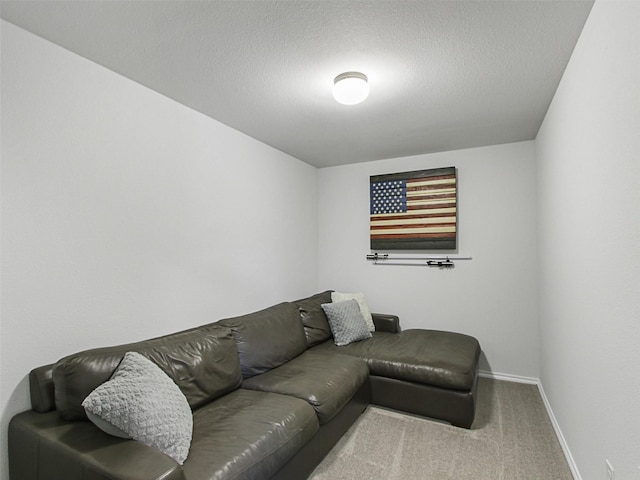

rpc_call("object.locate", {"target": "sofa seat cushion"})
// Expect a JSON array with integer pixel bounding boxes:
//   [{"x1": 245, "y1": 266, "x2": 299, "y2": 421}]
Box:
[
  {"x1": 183, "y1": 389, "x2": 318, "y2": 480},
  {"x1": 312, "y1": 330, "x2": 480, "y2": 391},
  {"x1": 241, "y1": 350, "x2": 369, "y2": 424}
]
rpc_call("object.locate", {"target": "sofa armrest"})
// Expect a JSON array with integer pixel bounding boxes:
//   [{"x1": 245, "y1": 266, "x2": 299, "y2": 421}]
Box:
[
  {"x1": 29, "y1": 363, "x2": 56, "y2": 412},
  {"x1": 371, "y1": 313, "x2": 401, "y2": 333},
  {"x1": 9, "y1": 410, "x2": 185, "y2": 480}
]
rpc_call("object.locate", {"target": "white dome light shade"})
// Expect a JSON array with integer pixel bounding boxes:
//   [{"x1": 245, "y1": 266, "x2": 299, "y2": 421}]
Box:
[{"x1": 332, "y1": 72, "x2": 369, "y2": 105}]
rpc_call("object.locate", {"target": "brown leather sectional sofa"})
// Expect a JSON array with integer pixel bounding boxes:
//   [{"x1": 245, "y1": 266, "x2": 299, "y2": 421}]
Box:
[{"x1": 9, "y1": 291, "x2": 481, "y2": 480}]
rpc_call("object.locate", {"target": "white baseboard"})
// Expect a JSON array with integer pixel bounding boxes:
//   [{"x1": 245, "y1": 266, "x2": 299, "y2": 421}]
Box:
[
  {"x1": 536, "y1": 381, "x2": 582, "y2": 480},
  {"x1": 479, "y1": 369, "x2": 539, "y2": 384},
  {"x1": 478, "y1": 370, "x2": 582, "y2": 480}
]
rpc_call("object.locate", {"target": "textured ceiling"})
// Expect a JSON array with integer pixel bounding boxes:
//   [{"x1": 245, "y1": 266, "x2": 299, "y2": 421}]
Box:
[{"x1": 1, "y1": 0, "x2": 594, "y2": 168}]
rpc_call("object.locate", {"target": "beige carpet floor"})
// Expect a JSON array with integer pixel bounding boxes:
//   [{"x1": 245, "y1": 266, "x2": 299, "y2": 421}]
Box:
[{"x1": 309, "y1": 377, "x2": 573, "y2": 480}]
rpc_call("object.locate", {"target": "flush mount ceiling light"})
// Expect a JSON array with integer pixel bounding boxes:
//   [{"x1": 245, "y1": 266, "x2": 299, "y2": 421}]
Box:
[{"x1": 332, "y1": 72, "x2": 369, "y2": 105}]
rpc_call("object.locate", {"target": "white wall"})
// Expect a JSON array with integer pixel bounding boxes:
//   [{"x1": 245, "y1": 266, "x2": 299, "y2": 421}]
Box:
[
  {"x1": 318, "y1": 141, "x2": 539, "y2": 378},
  {"x1": 0, "y1": 21, "x2": 318, "y2": 479},
  {"x1": 536, "y1": 1, "x2": 640, "y2": 478}
]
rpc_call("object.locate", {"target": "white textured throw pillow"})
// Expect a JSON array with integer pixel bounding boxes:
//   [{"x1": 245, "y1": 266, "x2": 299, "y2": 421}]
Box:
[
  {"x1": 82, "y1": 351, "x2": 193, "y2": 465},
  {"x1": 321, "y1": 299, "x2": 373, "y2": 346},
  {"x1": 331, "y1": 291, "x2": 375, "y2": 332}
]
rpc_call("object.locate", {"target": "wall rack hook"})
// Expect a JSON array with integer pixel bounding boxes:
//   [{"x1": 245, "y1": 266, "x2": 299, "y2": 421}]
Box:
[{"x1": 365, "y1": 253, "x2": 472, "y2": 267}]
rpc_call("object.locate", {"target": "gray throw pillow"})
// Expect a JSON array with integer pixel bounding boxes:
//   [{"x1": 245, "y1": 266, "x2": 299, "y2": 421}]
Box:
[
  {"x1": 82, "y1": 351, "x2": 193, "y2": 465},
  {"x1": 321, "y1": 299, "x2": 373, "y2": 346},
  {"x1": 331, "y1": 291, "x2": 375, "y2": 332}
]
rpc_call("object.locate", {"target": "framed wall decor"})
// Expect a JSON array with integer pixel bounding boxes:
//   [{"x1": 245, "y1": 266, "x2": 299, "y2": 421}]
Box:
[{"x1": 370, "y1": 166, "x2": 457, "y2": 250}]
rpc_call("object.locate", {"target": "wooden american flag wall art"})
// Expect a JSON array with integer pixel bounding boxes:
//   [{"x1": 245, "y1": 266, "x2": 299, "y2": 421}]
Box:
[{"x1": 370, "y1": 167, "x2": 457, "y2": 250}]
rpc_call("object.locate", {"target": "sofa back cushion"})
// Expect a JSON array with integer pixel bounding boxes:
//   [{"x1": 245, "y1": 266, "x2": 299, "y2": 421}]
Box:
[
  {"x1": 53, "y1": 324, "x2": 242, "y2": 420},
  {"x1": 294, "y1": 291, "x2": 334, "y2": 347},
  {"x1": 217, "y1": 302, "x2": 307, "y2": 379}
]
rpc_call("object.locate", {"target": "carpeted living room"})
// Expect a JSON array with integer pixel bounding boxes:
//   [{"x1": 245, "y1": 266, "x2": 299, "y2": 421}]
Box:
[{"x1": 1, "y1": 1, "x2": 638, "y2": 480}]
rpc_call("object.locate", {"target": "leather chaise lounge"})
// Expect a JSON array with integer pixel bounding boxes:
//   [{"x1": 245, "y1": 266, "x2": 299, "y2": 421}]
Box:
[{"x1": 9, "y1": 290, "x2": 481, "y2": 480}]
